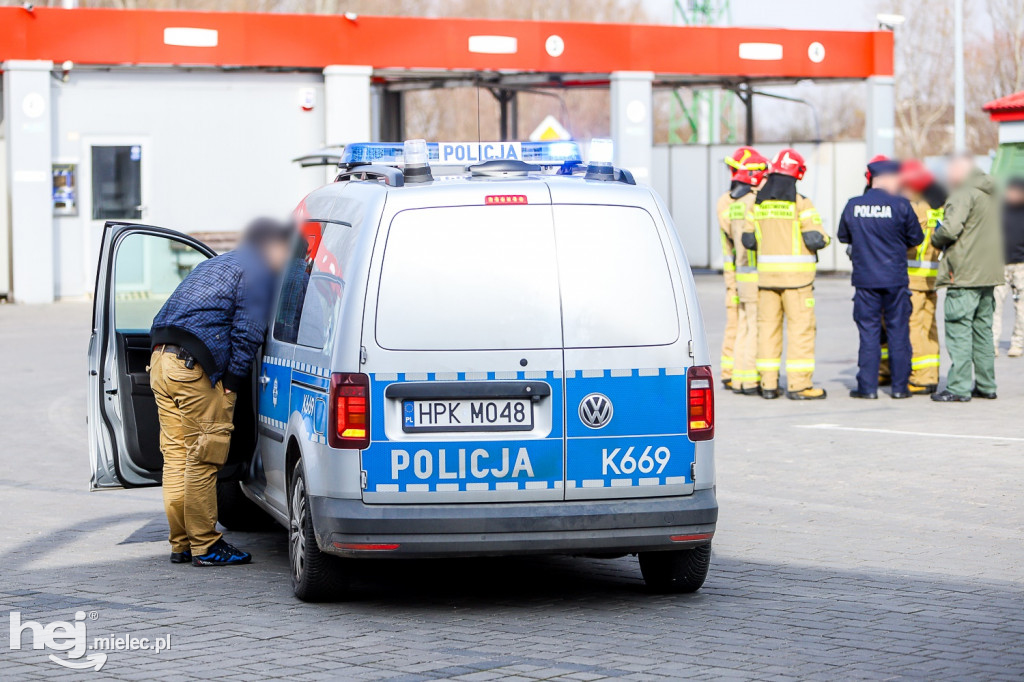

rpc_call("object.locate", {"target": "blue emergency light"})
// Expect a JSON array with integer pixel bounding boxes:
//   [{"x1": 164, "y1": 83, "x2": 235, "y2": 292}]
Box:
[{"x1": 341, "y1": 140, "x2": 583, "y2": 168}]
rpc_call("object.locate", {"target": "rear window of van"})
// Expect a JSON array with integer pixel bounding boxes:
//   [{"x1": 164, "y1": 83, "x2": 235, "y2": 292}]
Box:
[{"x1": 375, "y1": 204, "x2": 679, "y2": 351}]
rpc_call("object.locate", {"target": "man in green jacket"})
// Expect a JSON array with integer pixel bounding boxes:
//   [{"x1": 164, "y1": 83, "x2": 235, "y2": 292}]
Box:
[{"x1": 931, "y1": 156, "x2": 1005, "y2": 402}]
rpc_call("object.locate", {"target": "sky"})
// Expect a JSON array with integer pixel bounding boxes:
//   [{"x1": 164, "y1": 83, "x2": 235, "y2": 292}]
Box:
[{"x1": 643, "y1": 0, "x2": 876, "y2": 30}]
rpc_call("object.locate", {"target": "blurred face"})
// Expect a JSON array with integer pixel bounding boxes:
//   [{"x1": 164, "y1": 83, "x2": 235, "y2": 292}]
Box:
[
  {"x1": 261, "y1": 239, "x2": 292, "y2": 274},
  {"x1": 946, "y1": 156, "x2": 974, "y2": 189},
  {"x1": 1005, "y1": 184, "x2": 1024, "y2": 206},
  {"x1": 872, "y1": 173, "x2": 900, "y2": 194}
]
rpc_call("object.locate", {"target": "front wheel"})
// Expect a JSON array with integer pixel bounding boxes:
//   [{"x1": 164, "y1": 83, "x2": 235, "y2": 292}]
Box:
[
  {"x1": 638, "y1": 545, "x2": 712, "y2": 593},
  {"x1": 289, "y1": 462, "x2": 348, "y2": 602}
]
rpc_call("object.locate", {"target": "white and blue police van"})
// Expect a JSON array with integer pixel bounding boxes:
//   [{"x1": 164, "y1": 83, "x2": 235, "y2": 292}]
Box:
[{"x1": 88, "y1": 139, "x2": 718, "y2": 601}]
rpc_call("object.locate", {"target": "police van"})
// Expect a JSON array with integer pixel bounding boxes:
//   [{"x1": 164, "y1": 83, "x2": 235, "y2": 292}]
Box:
[{"x1": 88, "y1": 139, "x2": 718, "y2": 601}]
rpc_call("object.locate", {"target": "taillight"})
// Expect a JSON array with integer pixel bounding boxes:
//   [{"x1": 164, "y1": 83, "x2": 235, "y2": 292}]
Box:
[
  {"x1": 328, "y1": 373, "x2": 370, "y2": 449},
  {"x1": 687, "y1": 365, "x2": 715, "y2": 441}
]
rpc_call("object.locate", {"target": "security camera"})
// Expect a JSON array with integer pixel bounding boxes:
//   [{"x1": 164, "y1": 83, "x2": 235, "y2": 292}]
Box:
[{"x1": 22, "y1": 2, "x2": 35, "y2": 12}]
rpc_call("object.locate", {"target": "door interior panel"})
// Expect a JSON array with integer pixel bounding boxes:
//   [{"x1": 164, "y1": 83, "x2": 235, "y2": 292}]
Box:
[
  {"x1": 116, "y1": 333, "x2": 162, "y2": 476},
  {"x1": 115, "y1": 333, "x2": 256, "y2": 481}
]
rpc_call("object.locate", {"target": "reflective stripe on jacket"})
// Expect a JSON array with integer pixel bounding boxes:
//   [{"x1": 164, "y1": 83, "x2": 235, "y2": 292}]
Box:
[
  {"x1": 746, "y1": 194, "x2": 827, "y2": 289},
  {"x1": 907, "y1": 199, "x2": 943, "y2": 291}
]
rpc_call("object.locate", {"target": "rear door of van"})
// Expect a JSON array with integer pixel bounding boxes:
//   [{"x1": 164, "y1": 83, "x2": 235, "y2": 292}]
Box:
[
  {"x1": 550, "y1": 200, "x2": 696, "y2": 500},
  {"x1": 359, "y1": 186, "x2": 565, "y2": 503}
]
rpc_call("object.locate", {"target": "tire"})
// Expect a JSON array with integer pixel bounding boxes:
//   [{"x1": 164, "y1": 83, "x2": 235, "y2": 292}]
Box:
[
  {"x1": 638, "y1": 545, "x2": 712, "y2": 594},
  {"x1": 289, "y1": 462, "x2": 348, "y2": 602},
  {"x1": 216, "y1": 480, "x2": 277, "y2": 532}
]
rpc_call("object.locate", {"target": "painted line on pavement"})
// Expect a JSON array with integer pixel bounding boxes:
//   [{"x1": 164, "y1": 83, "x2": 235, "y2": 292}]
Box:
[{"x1": 797, "y1": 423, "x2": 1024, "y2": 442}]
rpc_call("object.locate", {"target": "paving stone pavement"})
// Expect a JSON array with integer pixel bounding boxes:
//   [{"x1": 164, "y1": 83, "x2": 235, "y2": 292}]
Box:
[{"x1": 1, "y1": 275, "x2": 1022, "y2": 680}]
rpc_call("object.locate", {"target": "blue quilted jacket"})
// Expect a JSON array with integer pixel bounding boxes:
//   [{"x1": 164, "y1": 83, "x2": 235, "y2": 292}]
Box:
[{"x1": 151, "y1": 245, "x2": 275, "y2": 391}]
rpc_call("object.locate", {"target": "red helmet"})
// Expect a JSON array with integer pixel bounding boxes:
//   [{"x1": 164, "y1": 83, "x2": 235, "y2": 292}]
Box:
[
  {"x1": 769, "y1": 148, "x2": 807, "y2": 180},
  {"x1": 300, "y1": 221, "x2": 323, "y2": 261},
  {"x1": 725, "y1": 147, "x2": 769, "y2": 185},
  {"x1": 899, "y1": 158, "x2": 934, "y2": 193}
]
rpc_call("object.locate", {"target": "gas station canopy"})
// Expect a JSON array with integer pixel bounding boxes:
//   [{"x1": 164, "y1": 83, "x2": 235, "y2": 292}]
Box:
[{"x1": 0, "y1": 7, "x2": 892, "y2": 89}]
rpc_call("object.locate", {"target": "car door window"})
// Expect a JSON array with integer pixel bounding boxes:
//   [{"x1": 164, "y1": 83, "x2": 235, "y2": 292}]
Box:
[
  {"x1": 296, "y1": 221, "x2": 356, "y2": 349},
  {"x1": 113, "y1": 232, "x2": 208, "y2": 332},
  {"x1": 273, "y1": 222, "x2": 321, "y2": 344}
]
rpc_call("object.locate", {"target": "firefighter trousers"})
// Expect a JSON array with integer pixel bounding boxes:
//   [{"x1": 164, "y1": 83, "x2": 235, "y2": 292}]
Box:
[
  {"x1": 721, "y1": 288, "x2": 739, "y2": 383},
  {"x1": 756, "y1": 285, "x2": 816, "y2": 392},
  {"x1": 732, "y1": 299, "x2": 759, "y2": 390},
  {"x1": 879, "y1": 290, "x2": 940, "y2": 387}
]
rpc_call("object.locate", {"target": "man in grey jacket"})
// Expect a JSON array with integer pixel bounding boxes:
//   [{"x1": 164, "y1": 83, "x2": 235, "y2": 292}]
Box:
[{"x1": 930, "y1": 156, "x2": 1005, "y2": 402}]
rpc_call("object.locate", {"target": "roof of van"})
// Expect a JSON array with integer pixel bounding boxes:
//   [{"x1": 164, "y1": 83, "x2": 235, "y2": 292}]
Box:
[{"x1": 311, "y1": 172, "x2": 661, "y2": 213}]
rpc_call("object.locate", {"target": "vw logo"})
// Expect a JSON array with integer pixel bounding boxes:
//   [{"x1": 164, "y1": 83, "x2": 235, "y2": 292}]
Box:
[{"x1": 579, "y1": 393, "x2": 613, "y2": 429}]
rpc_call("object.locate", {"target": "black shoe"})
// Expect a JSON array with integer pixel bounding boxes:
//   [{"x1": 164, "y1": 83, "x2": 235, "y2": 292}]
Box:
[
  {"x1": 891, "y1": 391, "x2": 913, "y2": 399},
  {"x1": 787, "y1": 387, "x2": 827, "y2": 400},
  {"x1": 761, "y1": 388, "x2": 781, "y2": 400},
  {"x1": 734, "y1": 386, "x2": 760, "y2": 396},
  {"x1": 931, "y1": 390, "x2": 971, "y2": 403},
  {"x1": 721, "y1": 379, "x2": 733, "y2": 390},
  {"x1": 971, "y1": 387, "x2": 997, "y2": 400},
  {"x1": 908, "y1": 383, "x2": 937, "y2": 395},
  {"x1": 849, "y1": 390, "x2": 877, "y2": 399},
  {"x1": 192, "y1": 539, "x2": 252, "y2": 567},
  {"x1": 170, "y1": 550, "x2": 192, "y2": 564}
]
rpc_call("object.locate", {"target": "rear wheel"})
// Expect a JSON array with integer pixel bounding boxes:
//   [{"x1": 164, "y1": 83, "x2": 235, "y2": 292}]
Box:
[
  {"x1": 638, "y1": 545, "x2": 712, "y2": 593},
  {"x1": 289, "y1": 462, "x2": 348, "y2": 602},
  {"x1": 216, "y1": 480, "x2": 277, "y2": 532}
]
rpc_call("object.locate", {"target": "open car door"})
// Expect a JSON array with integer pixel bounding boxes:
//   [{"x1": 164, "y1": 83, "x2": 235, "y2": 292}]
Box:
[{"x1": 88, "y1": 222, "x2": 215, "y2": 489}]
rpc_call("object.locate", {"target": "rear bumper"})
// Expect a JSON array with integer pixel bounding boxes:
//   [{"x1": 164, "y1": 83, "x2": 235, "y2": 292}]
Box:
[{"x1": 310, "y1": 488, "x2": 717, "y2": 558}]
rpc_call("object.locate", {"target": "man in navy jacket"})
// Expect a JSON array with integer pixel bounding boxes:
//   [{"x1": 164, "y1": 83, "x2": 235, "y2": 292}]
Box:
[
  {"x1": 150, "y1": 218, "x2": 292, "y2": 567},
  {"x1": 838, "y1": 157, "x2": 924, "y2": 399}
]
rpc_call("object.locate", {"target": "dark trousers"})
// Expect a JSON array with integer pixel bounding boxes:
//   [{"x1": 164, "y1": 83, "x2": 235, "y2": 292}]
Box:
[{"x1": 854, "y1": 287, "x2": 912, "y2": 393}]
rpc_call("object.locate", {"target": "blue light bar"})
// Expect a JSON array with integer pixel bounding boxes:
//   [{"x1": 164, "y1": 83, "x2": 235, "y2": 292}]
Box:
[{"x1": 341, "y1": 141, "x2": 582, "y2": 168}]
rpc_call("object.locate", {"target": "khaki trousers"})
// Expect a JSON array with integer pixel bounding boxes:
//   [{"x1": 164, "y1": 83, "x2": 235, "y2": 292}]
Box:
[
  {"x1": 756, "y1": 285, "x2": 816, "y2": 392},
  {"x1": 720, "y1": 288, "x2": 739, "y2": 382},
  {"x1": 993, "y1": 262, "x2": 1024, "y2": 352},
  {"x1": 149, "y1": 350, "x2": 236, "y2": 555}
]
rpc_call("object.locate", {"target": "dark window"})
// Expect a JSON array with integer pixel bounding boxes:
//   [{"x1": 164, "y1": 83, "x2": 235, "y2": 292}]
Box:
[
  {"x1": 91, "y1": 146, "x2": 142, "y2": 220},
  {"x1": 296, "y1": 222, "x2": 356, "y2": 349},
  {"x1": 272, "y1": 223, "x2": 321, "y2": 345}
]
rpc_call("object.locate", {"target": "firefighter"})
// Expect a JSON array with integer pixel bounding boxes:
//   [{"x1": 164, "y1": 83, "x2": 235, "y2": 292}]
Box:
[
  {"x1": 837, "y1": 156, "x2": 924, "y2": 399},
  {"x1": 717, "y1": 147, "x2": 769, "y2": 394},
  {"x1": 899, "y1": 159, "x2": 946, "y2": 392},
  {"x1": 742, "y1": 148, "x2": 830, "y2": 399},
  {"x1": 720, "y1": 148, "x2": 770, "y2": 393}
]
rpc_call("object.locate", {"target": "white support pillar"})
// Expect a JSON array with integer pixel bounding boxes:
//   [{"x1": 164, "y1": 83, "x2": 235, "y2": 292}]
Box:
[
  {"x1": 323, "y1": 65, "x2": 372, "y2": 147},
  {"x1": 3, "y1": 60, "x2": 54, "y2": 304},
  {"x1": 865, "y1": 75, "x2": 895, "y2": 161},
  {"x1": 610, "y1": 71, "x2": 654, "y2": 184}
]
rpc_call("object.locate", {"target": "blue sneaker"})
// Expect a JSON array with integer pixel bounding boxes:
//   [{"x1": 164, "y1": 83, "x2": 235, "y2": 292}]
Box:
[
  {"x1": 170, "y1": 550, "x2": 192, "y2": 564},
  {"x1": 192, "y1": 539, "x2": 252, "y2": 567}
]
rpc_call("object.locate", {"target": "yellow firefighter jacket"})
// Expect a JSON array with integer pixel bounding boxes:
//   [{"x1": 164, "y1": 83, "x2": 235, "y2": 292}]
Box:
[
  {"x1": 907, "y1": 197, "x2": 943, "y2": 292},
  {"x1": 718, "y1": 188, "x2": 759, "y2": 300},
  {"x1": 745, "y1": 193, "x2": 828, "y2": 289}
]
